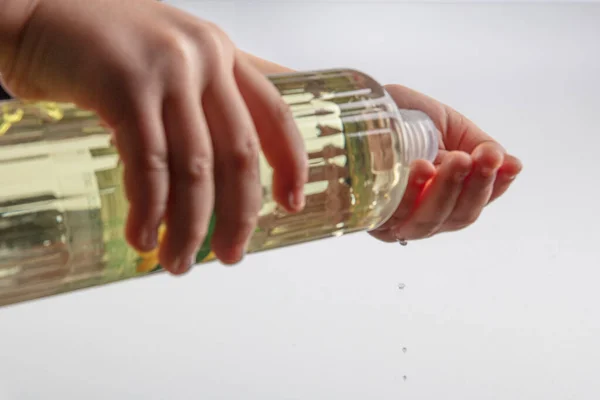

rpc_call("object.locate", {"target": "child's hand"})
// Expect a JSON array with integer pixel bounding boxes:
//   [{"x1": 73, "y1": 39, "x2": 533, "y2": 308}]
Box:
[
  {"x1": 370, "y1": 84, "x2": 522, "y2": 243},
  {"x1": 0, "y1": 0, "x2": 308, "y2": 273}
]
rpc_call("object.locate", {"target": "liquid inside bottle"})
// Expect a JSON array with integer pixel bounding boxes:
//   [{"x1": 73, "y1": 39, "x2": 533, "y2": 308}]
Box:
[{"x1": 0, "y1": 68, "x2": 438, "y2": 307}]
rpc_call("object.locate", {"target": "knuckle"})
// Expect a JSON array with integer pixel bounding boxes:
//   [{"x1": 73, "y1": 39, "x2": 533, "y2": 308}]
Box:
[
  {"x1": 179, "y1": 154, "x2": 213, "y2": 183},
  {"x1": 201, "y1": 21, "x2": 229, "y2": 41},
  {"x1": 106, "y1": 59, "x2": 153, "y2": 101},
  {"x1": 227, "y1": 136, "x2": 260, "y2": 173},
  {"x1": 192, "y1": 22, "x2": 232, "y2": 68},
  {"x1": 138, "y1": 151, "x2": 169, "y2": 174},
  {"x1": 162, "y1": 33, "x2": 195, "y2": 68}
]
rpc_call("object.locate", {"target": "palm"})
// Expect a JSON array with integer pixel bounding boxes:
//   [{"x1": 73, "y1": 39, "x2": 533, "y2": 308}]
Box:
[{"x1": 369, "y1": 84, "x2": 522, "y2": 243}]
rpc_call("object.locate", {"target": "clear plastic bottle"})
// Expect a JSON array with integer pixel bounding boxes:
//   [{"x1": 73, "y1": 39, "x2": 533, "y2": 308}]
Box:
[{"x1": 0, "y1": 68, "x2": 438, "y2": 307}]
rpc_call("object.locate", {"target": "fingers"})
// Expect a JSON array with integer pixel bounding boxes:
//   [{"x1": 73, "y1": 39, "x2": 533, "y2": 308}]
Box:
[
  {"x1": 441, "y1": 142, "x2": 503, "y2": 231},
  {"x1": 112, "y1": 96, "x2": 169, "y2": 255},
  {"x1": 392, "y1": 151, "x2": 472, "y2": 240},
  {"x1": 380, "y1": 83, "x2": 524, "y2": 242},
  {"x1": 489, "y1": 154, "x2": 523, "y2": 203},
  {"x1": 368, "y1": 159, "x2": 435, "y2": 242},
  {"x1": 371, "y1": 145, "x2": 522, "y2": 243},
  {"x1": 383, "y1": 84, "x2": 447, "y2": 135},
  {"x1": 389, "y1": 160, "x2": 437, "y2": 225},
  {"x1": 384, "y1": 84, "x2": 497, "y2": 154},
  {"x1": 117, "y1": 55, "x2": 307, "y2": 271},
  {"x1": 234, "y1": 53, "x2": 308, "y2": 212},
  {"x1": 367, "y1": 229, "x2": 397, "y2": 244},
  {"x1": 203, "y1": 74, "x2": 263, "y2": 265},
  {"x1": 158, "y1": 90, "x2": 215, "y2": 275}
]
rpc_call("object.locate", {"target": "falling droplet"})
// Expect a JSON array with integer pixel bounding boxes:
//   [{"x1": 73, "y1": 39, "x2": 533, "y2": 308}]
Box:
[
  {"x1": 398, "y1": 283, "x2": 406, "y2": 290},
  {"x1": 403, "y1": 375, "x2": 407, "y2": 381},
  {"x1": 402, "y1": 347, "x2": 407, "y2": 354}
]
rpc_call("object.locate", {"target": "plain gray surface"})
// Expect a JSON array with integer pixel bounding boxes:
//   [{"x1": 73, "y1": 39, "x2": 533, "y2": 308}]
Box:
[{"x1": 1, "y1": 1, "x2": 599, "y2": 399}]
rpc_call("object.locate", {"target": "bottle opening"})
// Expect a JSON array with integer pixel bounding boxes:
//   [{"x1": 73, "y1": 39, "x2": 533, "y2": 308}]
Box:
[{"x1": 395, "y1": 109, "x2": 440, "y2": 165}]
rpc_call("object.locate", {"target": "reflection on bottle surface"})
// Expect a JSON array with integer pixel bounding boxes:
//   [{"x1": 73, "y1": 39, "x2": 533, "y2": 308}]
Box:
[{"x1": 0, "y1": 69, "x2": 438, "y2": 307}]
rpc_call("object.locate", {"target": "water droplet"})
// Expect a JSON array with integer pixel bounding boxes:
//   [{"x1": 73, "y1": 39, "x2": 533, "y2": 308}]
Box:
[
  {"x1": 398, "y1": 239, "x2": 408, "y2": 246},
  {"x1": 403, "y1": 375, "x2": 407, "y2": 381},
  {"x1": 398, "y1": 283, "x2": 406, "y2": 290},
  {"x1": 402, "y1": 347, "x2": 407, "y2": 354}
]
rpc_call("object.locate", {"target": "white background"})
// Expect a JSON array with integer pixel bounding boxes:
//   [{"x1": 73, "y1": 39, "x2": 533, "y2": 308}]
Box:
[{"x1": 1, "y1": 1, "x2": 599, "y2": 399}]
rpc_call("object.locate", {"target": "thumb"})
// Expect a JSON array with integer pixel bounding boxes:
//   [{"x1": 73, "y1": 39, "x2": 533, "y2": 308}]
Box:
[{"x1": 384, "y1": 83, "x2": 502, "y2": 155}]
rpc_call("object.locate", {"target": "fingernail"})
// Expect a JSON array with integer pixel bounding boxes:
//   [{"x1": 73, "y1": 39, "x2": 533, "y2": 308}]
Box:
[
  {"x1": 169, "y1": 252, "x2": 195, "y2": 275},
  {"x1": 288, "y1": 187, "x2": 305, "y2": 211}
]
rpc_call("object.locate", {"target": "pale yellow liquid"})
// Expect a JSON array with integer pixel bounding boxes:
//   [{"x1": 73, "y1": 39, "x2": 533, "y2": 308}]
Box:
[{"x1": 0, "y1": 69, "x2": 409, "y2": 307}]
